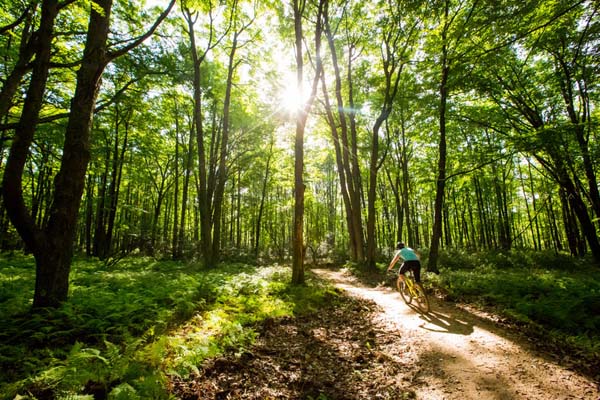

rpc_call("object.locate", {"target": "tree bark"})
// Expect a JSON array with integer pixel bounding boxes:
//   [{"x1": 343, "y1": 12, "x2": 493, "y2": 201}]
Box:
[
  {"x1": 292, "y1": 0, "x2": 323, "y2": 284},
  {"x1": 212, "y1": 32, "x2": 239, "y2": 262},
  {"x1": 428, "y1": 14, "x2": 449, "y2": 274},
  {"x1": 321, "y1": 6, "x2": 364, "y2": 262},
  {"x1": 3, "y1": 0, "x2": 174, "y2": 306}
]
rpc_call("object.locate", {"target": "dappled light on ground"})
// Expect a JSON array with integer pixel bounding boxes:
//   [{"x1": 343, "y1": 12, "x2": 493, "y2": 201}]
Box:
[
  {"x1": 170, "y1": 291, "x2": 416, "y2": 399},
  {"x1": 170, "y1": 267, "x2": 599, "y2": 399},
  {"x1": 314, "y1": 268, "x2": 599, "y2": 400}
]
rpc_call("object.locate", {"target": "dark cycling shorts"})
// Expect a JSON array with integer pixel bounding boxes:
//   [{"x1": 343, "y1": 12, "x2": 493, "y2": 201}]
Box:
[{"x1": 399, "y1": 260, "x2": 421, "y2": 283}]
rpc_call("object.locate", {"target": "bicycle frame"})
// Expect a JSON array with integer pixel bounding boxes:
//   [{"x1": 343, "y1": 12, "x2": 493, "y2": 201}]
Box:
[{"x1": 397, "y1": 270, "x2": 430, "y2": 313}]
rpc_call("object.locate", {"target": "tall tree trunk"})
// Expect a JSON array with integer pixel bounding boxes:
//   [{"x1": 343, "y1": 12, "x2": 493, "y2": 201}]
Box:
[
  {"x1": 428, "y1": 6, "x2": 449, "y2": 274},
  {"x1": 4, "y1": 0, "x2": 174, "y2": 306},
  {"x1": 492, "y1": 161, "x2": 511, "y2": 250},
  {"x1": 178, "y1": 121, "x2": 194, "y2": 258},
  {"x1": 172, "y1": 114, "x2": 180, "y2": 258},
  {"x1": 320, "y1": 77, "x2": 356, "y2": 260},
  {"x1": 93, "y1": 143, "x2": 110, "y2": 258},
  {"x1": 518, "y1": 161, "x2": 537, "y2": 250},
  {"x1": 2, "y1": 0, "x2": 60, "y2": 305},
  {"x1": 255, "y1": 140, "x2": 273, "y2": 257},
  {"x1": 236, "y1": 167, "x2": 241, "y2": 247},
  {"x1": 400, "y1": 129, "x2": 414, "y2": 246},
  {"x1": 554, "y1": 54, "x2": 600, "y2": 221},
  {"x1": 366, "y1": 36, "x2": 404, "y2": 268},
  {"x1": 292, "y1": 0, "x2": 306, "y2": 285},
  {"x1": 39, "y1": 0, "x2": 113, "y2": 306},
  {"x1": 84, "y1": 174, "x2": 94, "y2": 256},
  {"x1": 183, "y1": 7, "x2": 208, "y2": 264},
  {"x1": 292, "y1": 0, "x2": 323, "y2": 284},
  {"x1": 212, "y1": 33, "x2": 239, "y2": 262},
  {"x1": 366, "y1": 119, "x2": 381, "y2": 270},
  {"x1": 321, "y1": 6, "x2": 364, "y2": 262},
  {"x1": 105, "y1": 107, "x2": 129, "y2": 256},
  {"x1": 555, "y1": 162, "x2": 600, "y2": 261}
]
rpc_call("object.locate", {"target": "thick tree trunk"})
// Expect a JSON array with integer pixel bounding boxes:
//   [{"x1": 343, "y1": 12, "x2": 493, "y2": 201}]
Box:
[
  {"x1": 292, "y1": 0, "x2": 306, "y2": 285},
  {"x1": 37, "y1": 0, "x2": 112, "y2": 306},
  {"x1": 2, "y1": 1, "x2": 58, "y2": 259},
  {"x1": 183, "y1": 6, "x2": 215, "y2": 266},
  {"x1": 196, "y1": 76, "x2": 212, "y2": 261}
]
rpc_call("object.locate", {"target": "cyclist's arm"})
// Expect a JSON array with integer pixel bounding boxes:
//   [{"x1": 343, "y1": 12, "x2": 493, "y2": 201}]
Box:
[{"x1": 387, "y1": 253, "x2": 401, "y2": 272}]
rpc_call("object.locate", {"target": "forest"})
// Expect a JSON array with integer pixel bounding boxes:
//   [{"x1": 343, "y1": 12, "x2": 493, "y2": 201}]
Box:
[{"x1": 0, "y1": 0, "x2": 599, "y2": 398}]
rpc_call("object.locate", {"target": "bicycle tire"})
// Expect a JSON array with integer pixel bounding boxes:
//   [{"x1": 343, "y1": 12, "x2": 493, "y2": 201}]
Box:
[
  {"x1": 414, "y1": 283, "x2": 430, "y2": 313},
  {"x1": 397, "y1": 276, "x2": 413, "y2": 305}
]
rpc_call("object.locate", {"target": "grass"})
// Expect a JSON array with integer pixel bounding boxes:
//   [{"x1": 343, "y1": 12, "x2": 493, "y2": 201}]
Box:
[
  {"x1": 0, "y1": 253, "x2": 338, "y2": 399},
  {"x1": 427, "y1": 248, "x2": 600, "y2": 361}
]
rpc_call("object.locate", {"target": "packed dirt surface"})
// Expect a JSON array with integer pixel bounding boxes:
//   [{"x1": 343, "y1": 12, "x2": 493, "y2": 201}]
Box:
[
  {"x1": 315, "y1": 268, "x2": 599, "y2": 400},
  {"x1": 170, "y1": 267, "x2": 600, "y2": 399}
]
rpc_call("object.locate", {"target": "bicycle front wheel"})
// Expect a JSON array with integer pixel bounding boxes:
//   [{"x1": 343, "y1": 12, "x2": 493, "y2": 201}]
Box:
[
  {"x1": 414, "y1": 283, "x2": 430, "y2": 313},
  {"x1": 397, "y1": 277, "x2": 413, "y2": 305}
]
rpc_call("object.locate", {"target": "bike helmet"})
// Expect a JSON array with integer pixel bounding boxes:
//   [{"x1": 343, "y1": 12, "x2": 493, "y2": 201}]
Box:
[{"x1": 396, "y1": 242, "x2": 405, "y2": 249}]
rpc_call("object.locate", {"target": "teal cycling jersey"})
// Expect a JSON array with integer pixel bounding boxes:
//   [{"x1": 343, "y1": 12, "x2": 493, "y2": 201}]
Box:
[{"x1": 397, "y1": 247, "x2": 419, "y2": 261}]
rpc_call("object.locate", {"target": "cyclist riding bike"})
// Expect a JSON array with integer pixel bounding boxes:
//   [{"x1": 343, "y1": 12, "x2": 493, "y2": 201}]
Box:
[{"x1": 386, "y1": 242, "x2": 421, "y2": 284}]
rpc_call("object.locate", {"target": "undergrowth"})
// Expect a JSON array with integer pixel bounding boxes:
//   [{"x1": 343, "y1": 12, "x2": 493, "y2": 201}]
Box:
[
  {"x1": 428, "y1": 249, "x2": 600, "y2": 363},
  {"x1": 0, "y1": 254, "x2": 337, "y2": 399}
]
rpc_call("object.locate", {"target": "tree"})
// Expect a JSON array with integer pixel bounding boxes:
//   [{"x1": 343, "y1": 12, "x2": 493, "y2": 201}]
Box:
[
  {"x1": 319, "y1": 0, "x2": 365, "y2": 263},
  {"x1": 470, "y1": 0, "x2": 600, "y2": 262},
  {"x1": 365, "y1": 0, "x2": 419, "y2": 270},
  {"x1": 2, "y1": 0, "x2": 174, "y2": 307},
  {"x1": 291, "y1": 0, "x2": 324, "y2": 284}
]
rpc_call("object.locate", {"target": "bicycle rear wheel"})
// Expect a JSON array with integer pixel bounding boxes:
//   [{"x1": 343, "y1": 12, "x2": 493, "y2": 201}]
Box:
[
  {"x1": 413, "y1": 283, "x2": 430, "y2": 313},
  {"x1": 397, "y1": 277, "x2": 413, "y2": 305}
]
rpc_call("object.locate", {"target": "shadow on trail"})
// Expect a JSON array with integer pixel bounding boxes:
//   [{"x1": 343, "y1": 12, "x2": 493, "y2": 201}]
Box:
[
  {"x1": 170, "y1": 292, "x2": 416, "y2": 400},
  {"x1": 417, "y1": 310, "x2": 474, "y2": 335},
  {"x1": 416, "y1": 348, "x2": 519, "y2": 400},
  {"x1": 314, "y1": 267, "x2": 600, "y2": 400}
]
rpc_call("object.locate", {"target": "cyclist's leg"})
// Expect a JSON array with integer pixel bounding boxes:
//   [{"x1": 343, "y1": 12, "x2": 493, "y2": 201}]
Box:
[
  {"x1": 398, "y1": 262, "x2": 409, "y2": 282},
  {"x1": 410, "y1": 261, "x2": 429, "y2": 312},
  {"x1": 397, "y1": 262, "x2": 413, "y2": 304},
  {"x1": 411, "y1": 260, "x2": 422, "y2": 283},
  {"x1": 397, "y1": 262, "x2": 407, "y2": 289}
]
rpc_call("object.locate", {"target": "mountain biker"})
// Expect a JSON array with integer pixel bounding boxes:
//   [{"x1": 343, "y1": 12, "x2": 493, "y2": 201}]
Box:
[{"x1": 387, "y1": 242, "x2": 421, "y2": 284}]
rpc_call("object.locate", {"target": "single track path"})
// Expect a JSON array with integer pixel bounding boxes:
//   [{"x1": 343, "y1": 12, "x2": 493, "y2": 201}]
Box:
[{"x1": 313, "y1": 268, "x2": 599, "y2": 400}]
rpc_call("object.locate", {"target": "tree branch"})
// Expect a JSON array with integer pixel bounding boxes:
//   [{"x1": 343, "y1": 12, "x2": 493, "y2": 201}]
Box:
[{"x1": 108, "y1": 0, "x2": 176, "y2": 61}]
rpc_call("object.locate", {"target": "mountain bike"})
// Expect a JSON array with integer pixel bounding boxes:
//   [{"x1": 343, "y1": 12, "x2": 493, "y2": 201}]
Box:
[{"x1": 397, "y1": 270, "x2": 430, "y2": 313}]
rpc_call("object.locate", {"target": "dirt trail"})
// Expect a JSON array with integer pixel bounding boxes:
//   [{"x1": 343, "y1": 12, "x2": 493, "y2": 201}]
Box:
[{"x1": 313, "y1": 268, "x2": 599, "y2": 400}]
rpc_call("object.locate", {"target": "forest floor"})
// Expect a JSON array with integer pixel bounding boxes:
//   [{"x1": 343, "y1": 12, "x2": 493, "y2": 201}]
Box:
[{"x1": 170, "y1": 267, "x2": 600, "y2": 400}]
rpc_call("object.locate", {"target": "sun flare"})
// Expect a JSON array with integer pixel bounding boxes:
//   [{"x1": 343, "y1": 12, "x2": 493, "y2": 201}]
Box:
[{"x1": 279, "y1": 81, "x2": 307, "y2": 113}]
